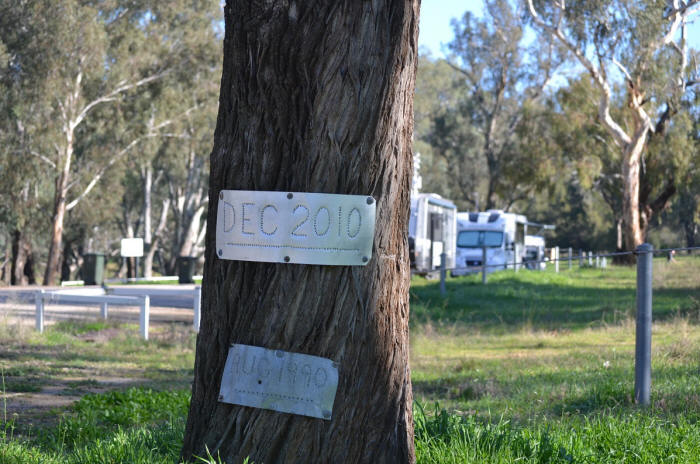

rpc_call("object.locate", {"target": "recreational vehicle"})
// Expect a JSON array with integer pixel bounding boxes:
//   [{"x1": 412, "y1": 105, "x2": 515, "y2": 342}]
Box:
[
  {"x1": 452, "y1": 210, "x2": 527, "y2": 275},
  {"x1": 453, "y1": 210, "x2": 554, "y2": 275},
  {"x1": 408, "y1": 194, "x2": 457, "y2": 276},
  {"x1": 524, "y1": 235, "x2": 547, "y2": 270}
]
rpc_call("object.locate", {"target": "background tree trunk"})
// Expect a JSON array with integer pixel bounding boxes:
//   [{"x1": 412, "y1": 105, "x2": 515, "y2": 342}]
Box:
[
  {"x1": 11, "y1": 229, "x2": 34, "y2": 286},
  {"x1": 181, "y1": 1, "x2": 419, "y2": 463}
]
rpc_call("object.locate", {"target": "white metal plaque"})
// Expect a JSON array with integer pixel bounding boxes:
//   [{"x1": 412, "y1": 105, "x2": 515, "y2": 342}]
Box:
[
  {"x1": 218, "y1": 344, "x2": 339, "y2": 420},
  {"x1": 216, "y1": 190, "x2": 376, "y2": 266}
]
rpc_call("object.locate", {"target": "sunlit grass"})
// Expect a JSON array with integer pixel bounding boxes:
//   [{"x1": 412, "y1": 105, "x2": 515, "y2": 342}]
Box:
[{"x1": 1, "y1": 255, "x2": 698, "y2": 462}]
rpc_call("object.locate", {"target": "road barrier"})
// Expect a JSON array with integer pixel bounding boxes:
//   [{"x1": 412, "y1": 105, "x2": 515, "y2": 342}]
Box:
[
  {"x1": 35, "y1": 290, "x2": 150, "y2": 339},
  {"x1": 34, "y1": 285, "x2": 203, "y2": 339}
]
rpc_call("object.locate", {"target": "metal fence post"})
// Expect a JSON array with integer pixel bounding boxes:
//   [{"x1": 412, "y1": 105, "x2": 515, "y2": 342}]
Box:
[
  {"x1": 635, "y1": 243, "x2": 653, "y2": 405},
  {"x1": 35, "y1": 290, "x2": 45, "y2": 333},
  {"x1": 588, "y1": 251, "x2": 593, "y2": 266},
  {"x1": 193, "y1": 285, "x2": 202, "y2": 332},
  {"x1": 481, "y1": 246, "x2": 487, "y2": 284},
  {"x1": 602, "y1": 256, "x2": 607, "y2": 269},
  {"x1": 595, "y1": 254, "x2": 600, "y2": 268},
  {"x1": 555, "y1": 246, "x2": 560, "y2": 273},
  {"x1": 100, "y1": 302, "x2": 109, "y2": 319},
  {"x1": 579, "y1": 249, "x2": 583, "y2": 267},
  {"x1": 140, "y1": 295, "x2": 150, "y2": 340},
  {"x1": 439, "y1": 252, "x2": 446, "y2": 297},
  {"x1": 568, "y1": 247, "x2": 572, "y2": 270}
]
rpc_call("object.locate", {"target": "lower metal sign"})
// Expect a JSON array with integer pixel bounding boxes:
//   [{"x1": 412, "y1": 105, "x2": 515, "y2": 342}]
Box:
[
  {"x1": 216, "y1": 190, "x2": 376, "y2": 266},
  {"x1": 218, "y1": 344, "x2": 339, "y2": 420}
]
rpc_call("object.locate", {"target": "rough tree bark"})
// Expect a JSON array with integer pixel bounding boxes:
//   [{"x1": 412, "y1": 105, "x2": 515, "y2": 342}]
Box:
[
  {"x1": 181, "y1": 1, "x2": 419, "y2": 463},
  {"x1": 11, "y1": 229, "x2": 35, "y2": 286}
]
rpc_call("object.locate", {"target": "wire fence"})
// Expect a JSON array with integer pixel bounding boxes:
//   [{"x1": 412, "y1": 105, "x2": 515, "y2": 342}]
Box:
[
  {"x1": 430, "y1": 243, "x2": 699, "y2": 406},
  {"x1": 439, "y1": 245, "x2": 700, "y2": 275}
]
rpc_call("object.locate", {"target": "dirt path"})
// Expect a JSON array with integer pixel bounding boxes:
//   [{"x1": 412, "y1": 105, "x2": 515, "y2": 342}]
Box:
[{"x1": 0, "y1": 299, "x2": 196, "y2": 432}]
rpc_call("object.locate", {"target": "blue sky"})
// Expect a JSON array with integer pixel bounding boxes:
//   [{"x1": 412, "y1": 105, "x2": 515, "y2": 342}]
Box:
[
  {"x1": 418, "y1": 0, "x2": 481, "y2": 56},
  {"x1": 418, "y1": 0, "x2": 700, "y2": 57}
]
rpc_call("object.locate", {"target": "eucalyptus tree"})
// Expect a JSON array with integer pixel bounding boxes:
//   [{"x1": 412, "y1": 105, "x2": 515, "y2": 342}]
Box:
[
  {"x1": 113, "y1": 1, "x2": 222, "y2": 277},
  {"x1": 526, "y1": 0, "x2": 700, "y2": 254},
  {"x1": 0, "y1": 1, "x2": 168, "y2": 284},
  {"x1": 444, "y1": 0, "x2": 560, "y2": 210},
  {"x1": 181, "y1": 0, "x2": 418, "y2": 462},
  {"x1": 413, "y1": 54, "x2": 484, "y2": 210},
  {"x1": 0, "y1": 2, "x2": 55, "y2": 284}
]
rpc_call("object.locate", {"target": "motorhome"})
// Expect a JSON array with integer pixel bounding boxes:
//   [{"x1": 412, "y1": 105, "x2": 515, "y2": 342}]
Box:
[
  {"x1": 453, "y1": 210, "x2": 554, "y2": 275},
  {"x1": 408, "y1": 193, "x2": 457, "y2": 276},
  {"x1": 524, "y1": 235, "x2": 546, "y2": 270},
  {"x1": 453, "y1": 210, "x2": 527, "y2": 275}
]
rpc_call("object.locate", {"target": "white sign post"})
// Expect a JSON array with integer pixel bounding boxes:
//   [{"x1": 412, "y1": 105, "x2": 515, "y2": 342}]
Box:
[
  {"x1": 120, "y1": 238, "x2": 144, "y2": 278},
  {"x1": 120, "y1": 238, "x2": 144, "y2": 257}
]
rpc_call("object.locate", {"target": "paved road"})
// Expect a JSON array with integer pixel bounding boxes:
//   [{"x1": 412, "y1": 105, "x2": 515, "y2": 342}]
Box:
[{"x1": 0, "y1": 284, "x2": 198, "y2": 309}]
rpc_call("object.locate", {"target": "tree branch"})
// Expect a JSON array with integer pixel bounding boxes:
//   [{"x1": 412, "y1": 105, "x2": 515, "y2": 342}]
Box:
[
  {"x1": 526, "y1": 0, "x2": 632, "y2": 148},
  {"x1": 65, "y1": 104, "x2": 195, "y2": 211},
  {"x1": 28, "y1": 150, "x2": 56, "y2": 168},
  {"x1": 663, "y1": 0, "x2": 700, "y2": 20},
  {"x1": 65, "y1": 138, "x2": 142, "y2": 211},
  {"x1": 73, "y1": 72, "x2": 167, "y2": 128}
]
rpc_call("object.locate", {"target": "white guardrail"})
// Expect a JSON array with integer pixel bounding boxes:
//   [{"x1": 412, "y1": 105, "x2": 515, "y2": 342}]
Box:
[
  {"x1": 34, "y1": 286, "x2": 202, "y2": 340},
  {"x1": 62, "y1": 275, "x2": 204, "y2": 286}
]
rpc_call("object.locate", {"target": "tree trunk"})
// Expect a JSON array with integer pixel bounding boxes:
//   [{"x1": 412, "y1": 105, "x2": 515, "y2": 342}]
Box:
[
  {"x1": 144, "y1": 198, "x2": 170, "y2": 278},
  {"x1": 44, "y1": 139, "x2": 73, "y2": 285},
  {"x1": 620, "y1": 121, "x2": 647, "y2": 261},
  {"x1": 178, "y1": 205, "x2": 205, "y2": 258},
  {"x1": 44, "y1": 186, "x2": 67, "y2": 285},
  {"x1": 181, "y1": 1, "x2": 418, "y2": 463},
  {"x1": 143, "y1": 167, "x2": 154, "y2": 278},
  {"x1": 11, "y1": 229, "x2": 33, "y2": 286},
  {"x1": 2, "y1": 236, "x2": 11, "y2": 285}
]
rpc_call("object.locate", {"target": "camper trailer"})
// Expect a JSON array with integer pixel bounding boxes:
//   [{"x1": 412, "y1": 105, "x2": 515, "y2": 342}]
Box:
[
  {"x1": 524, "y1": 235, "x2": 547, "y2": 270},
  {"x1": 409, "y1": 194, "x2": 457, "y2": 276},
  {"x1": 452, "y1": 210, "x2": 527, "y2": 275},
  {"x1": 453, "y1": 210, "x2": 554, "y2": 275}
]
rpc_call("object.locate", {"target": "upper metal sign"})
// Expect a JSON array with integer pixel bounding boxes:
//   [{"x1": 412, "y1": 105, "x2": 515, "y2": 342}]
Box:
[{"x1": 216, "y1": 190, "x2": 376, "y2": 266}]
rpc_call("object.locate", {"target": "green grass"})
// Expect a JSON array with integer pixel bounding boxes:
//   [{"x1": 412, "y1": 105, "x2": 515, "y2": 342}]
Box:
[
  {"x1": 1, "y1": 387, "x2": 188, "y2": 464},
  {"x1": 1, "y1": 255, "x2": 698, "y2": 462},
  {"x1": 410, "y1": 255, "x2": 700, "y2": 462}
]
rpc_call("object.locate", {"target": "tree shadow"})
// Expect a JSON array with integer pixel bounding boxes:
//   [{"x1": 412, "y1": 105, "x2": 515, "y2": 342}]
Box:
[{"x1": 410, "y1": 275, "x2": 700, "y2": 331}]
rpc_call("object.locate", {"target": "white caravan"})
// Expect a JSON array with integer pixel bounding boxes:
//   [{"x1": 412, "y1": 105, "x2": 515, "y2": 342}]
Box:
[
  {"x1": 524, "y1": 235, "x2": 546, "y2": 270},
  {"x1": 452, "y1": 210, "x2": 527, "y2": 275},
  {"x1": 408, "y1": 194, "x2": 457, "y2": 276}
]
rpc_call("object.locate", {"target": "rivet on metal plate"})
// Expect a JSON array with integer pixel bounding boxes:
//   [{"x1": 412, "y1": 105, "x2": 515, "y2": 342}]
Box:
[
  {"x1": 362, "y1": 256, "x2": 368, "y2": 263},
  {"x1": 323, "y1": 410, "x2": 332, "y2": 419},
  {"x1": 366, "y1": 197, "x2": 374, "y2": 205},
  {"x1": 287, "y1": 192, "x2": 293, "y2": 199},
  {"x1": 284, "y1": 256, "x2": 290, "y2": 263},
  {"x1": 219, "y1": 192, "x2": 224, "y2": 200},
  {"x1": 218, "y1": 249, "x2": 223, "y2": 257},
  {"x1": 275, "y1": 350, "x2": 284, "y2": 358}
]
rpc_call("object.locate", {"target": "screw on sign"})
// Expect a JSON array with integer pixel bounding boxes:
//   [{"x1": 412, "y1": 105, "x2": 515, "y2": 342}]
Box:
[{"x1": 215, "y1": 191, "x2": 376, "y2": 266}]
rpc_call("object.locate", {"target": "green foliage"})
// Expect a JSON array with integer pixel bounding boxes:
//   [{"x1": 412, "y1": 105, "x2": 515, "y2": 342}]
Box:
[{"x1": 415, "y1": 404, "x2": 700, "y2": 463}]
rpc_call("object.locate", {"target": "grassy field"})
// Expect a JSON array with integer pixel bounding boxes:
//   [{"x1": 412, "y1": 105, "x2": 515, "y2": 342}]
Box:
[{"x1": 1, "y1": 256, "x2": 699, "y2": 463}]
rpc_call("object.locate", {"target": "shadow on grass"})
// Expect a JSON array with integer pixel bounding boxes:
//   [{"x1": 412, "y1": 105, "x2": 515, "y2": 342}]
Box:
[{"x1": 410, "y1": 272, "x2": 700, "y2": 330}]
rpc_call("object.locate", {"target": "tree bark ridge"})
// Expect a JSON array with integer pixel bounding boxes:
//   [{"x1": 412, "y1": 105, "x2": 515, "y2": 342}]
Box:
[{"x1": 182, "y1": 1, "x2": 418, "y2": 462}]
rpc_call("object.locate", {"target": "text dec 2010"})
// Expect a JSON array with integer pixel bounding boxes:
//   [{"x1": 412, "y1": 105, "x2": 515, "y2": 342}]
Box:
[{"x1": 215, "y1": 190, "x2": 376, "y2": 266}]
